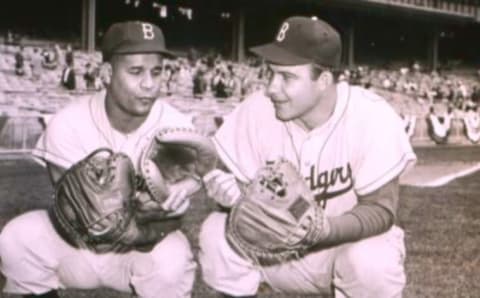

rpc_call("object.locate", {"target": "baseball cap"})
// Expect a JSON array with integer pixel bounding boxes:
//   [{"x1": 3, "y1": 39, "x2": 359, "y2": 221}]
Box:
[
  {"x1": 250, "y1": 16, "x2": 342, "y2": 68},
  {"x1": 101, "y1": 21, "x2": 175, "y2": 60}
]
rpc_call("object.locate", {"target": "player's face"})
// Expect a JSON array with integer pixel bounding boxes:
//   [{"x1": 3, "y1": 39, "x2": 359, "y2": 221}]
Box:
[
  {"x1": 265, "y1": 64, "x2": 324, "y2": 123},
  {"x1": 106, "y1": 54, "x2": 163, "y2": 118}
]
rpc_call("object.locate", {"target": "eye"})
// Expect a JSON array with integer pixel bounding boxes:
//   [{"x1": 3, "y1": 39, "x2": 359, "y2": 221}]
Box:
[
  {"x1": 128, "y1": 68, "x2": 142, "y2": 75},
  {"x1": 282, "y1": 73, "x2": 295, "y2": 82},
  {"x1": 151, "y1": 68, "x2": 162, "y2": 77}
]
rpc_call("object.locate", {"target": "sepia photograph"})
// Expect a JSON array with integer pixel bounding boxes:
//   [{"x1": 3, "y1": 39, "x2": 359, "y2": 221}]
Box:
[{"x1": 0, "y1": 0, "x2": 479, "y2": 297}]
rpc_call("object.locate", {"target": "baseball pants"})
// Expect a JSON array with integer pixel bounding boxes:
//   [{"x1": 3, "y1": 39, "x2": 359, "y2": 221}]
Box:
[
  {"x1": 0, "y1": 210, "x2": 196, "y2": 298},
  {"x1": 199, "y1": 212, "x2": 406, "y2": 298}
]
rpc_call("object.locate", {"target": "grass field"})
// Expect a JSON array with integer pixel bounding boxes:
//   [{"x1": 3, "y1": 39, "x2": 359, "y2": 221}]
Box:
[{"x1": 0, "y1": 146, "x2": 479, "y2": 298}]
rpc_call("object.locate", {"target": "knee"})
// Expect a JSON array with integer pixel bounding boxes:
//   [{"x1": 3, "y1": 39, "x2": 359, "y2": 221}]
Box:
[
  {"x1": 198, "y1": 212, "x2": 227, "y2": 258},
  {"x1": 0, "y1": 211, "x2": 47, "y2": 261},
  {"x1": 335, "y1": 230, "x2": 406, "y2": 293},
  {"x1": 133, "y1": 232, "x2": 195, "y2": 285},
  {"x1": 130, "y1": 232, "x2": 196, "y2": 297}
]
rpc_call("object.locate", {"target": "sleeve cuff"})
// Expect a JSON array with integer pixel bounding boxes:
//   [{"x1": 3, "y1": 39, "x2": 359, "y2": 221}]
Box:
[
  {"x1": 356, "y1": 152, "x2": 417, "y2": 196},
  {"x1": 212, "y1": 136, "x2": 251, "y2": 183},
  {"x1": 31, "y1": 147, "x2": 71, "y2": 170}
]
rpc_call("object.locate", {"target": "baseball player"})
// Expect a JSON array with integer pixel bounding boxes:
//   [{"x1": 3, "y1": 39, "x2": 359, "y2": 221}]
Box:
[
  {"x1": 200, "y1": 16, "x2": 417, "y2": 297},
  {"x1": 0, "y1": 21, "x2": 197, "y2": 298}
]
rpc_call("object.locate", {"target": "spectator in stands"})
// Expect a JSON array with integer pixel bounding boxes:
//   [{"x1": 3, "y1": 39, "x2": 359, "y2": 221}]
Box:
[
  {"x1": 472, "y1": 85, "x2": 480, "y2": 104},
  {"x1": 212, "y1": 67, "x2": 229, "y2": 98},
  {"x1": 61, "y1": 59, "x2": 76, "y2": 90},
  {"x1": 14, "y1": 46, "x2": 25, "y2": 76},
  {"x1": 83, "y1": 62, "x2": 99, "y2": 90},
  {"x1": 41, "y1": 45, "x2": 59, "y2": 70},
  {"x1": 30, "y1": 48, "x2": 43, "y2": 81},
  {"x1": 225, "y1": 65, "x2": 241, "y2": 99},
  {"x1": 193, "y1": 62, "x2": 208, "y2": 99},
  {"x1": 411, "y1": 60, "x2": 421, "y2": 73},
  {"x1": 187, "y1": 47, "x2": 200, "y2": 66},
  {"x1": 54, "y1": 44, "x2": 62, "y2": 66},
  {"x1": 4, "y1": 30, "x2": 14, "y2": 45},
  {"x1": 4, "y1": 30, "x2": 21, "y2": 46},
  {"x1": 65, "y1": 44, "x2": 74, "y2": 67}
]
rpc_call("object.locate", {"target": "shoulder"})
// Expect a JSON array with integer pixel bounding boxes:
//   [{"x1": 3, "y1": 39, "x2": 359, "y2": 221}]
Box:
[
  {"x1": 229, "y1": 90, "x2": 276, "y2": 121},
  {"x1": 346, "y1": 85, "x2": 402, "y2": 127},
  {"x1": 216, "y1": 90, "x2": 284, "y2": 142},
  {"x1": 152, "y1": 99, "x2": 193, "y2": 127},
  {"x1": 48, "y1": 94, "x2": 94, "y2": 128}
]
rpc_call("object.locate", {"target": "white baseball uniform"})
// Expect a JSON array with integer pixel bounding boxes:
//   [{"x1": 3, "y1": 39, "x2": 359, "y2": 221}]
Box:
[
  {"x1": 199, "y1": 81, "x2": 416, "y2": 297},
  {"x1": 0, "y1": 90, "x2": 196, "y2": 298}
]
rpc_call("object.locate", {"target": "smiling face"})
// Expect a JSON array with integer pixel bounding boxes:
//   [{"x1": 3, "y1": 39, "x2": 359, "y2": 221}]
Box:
[
  {"x1": 105, "y1": 53, "x2": 164, "y2": 121},
  {"x1": 266, "y1": 63, "x2": 327, "y2": 124}
]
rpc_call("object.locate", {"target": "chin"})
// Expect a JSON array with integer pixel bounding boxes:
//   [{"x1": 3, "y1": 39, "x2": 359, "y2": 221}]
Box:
[
  {"x1": 137, "y1": 103, "x2": 155, "y2": 114},
  {"x1": 274, "y1": 111, "x2": 294, "y2": 122},
  {"x1": 130, "y1": 107, "x2": 151, "y2": 117}
]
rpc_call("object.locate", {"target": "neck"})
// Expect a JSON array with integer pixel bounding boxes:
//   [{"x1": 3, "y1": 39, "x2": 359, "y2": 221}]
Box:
[
  {"x1": 105, "y1": 94, "x2": 148, "y2": 134},
  {"x1": 295, "y1": 84, "x2": 338, "y2": 131}
]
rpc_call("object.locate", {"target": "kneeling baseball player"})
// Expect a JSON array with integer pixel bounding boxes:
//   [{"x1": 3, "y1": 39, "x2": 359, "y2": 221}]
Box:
[
  {"x1": 0, "y1": 21, "x2": 216, "y2": 298},
  {"x1": 200, "y1": 16, "x2": 416, "y2": 298}
]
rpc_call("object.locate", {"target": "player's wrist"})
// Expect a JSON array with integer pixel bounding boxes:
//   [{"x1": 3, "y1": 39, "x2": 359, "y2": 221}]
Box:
[{"x1": 305, "y1": 213, "x2": 331, "y2": 247}]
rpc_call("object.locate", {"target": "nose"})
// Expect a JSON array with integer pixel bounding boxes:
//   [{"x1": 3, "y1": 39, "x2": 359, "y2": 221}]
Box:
[
  {"x1": 266, "y1": 73, "x2": 281, "y2": 97},
  {"x1": 140, "y1": 73, "x2": 154, "y2": 90}
]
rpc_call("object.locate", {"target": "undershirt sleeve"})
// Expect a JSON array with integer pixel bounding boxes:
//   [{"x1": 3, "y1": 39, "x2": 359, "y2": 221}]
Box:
[{"x1": 313, "y1": 178, "x2": 399, "y2": 249}]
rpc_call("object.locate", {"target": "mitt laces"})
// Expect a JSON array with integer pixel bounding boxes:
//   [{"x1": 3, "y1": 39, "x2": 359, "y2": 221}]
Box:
[
  {"x1": 87, "y1": 209, "x2": 130, "y2": 237},
  {"x1": 85, "y1": 148, "x2": 116, "y2": 185}
]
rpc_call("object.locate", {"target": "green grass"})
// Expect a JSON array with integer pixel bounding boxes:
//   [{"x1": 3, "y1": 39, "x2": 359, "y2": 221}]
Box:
[{"x1": 0, "y1": 154, "x2": 479, "y2": 298}]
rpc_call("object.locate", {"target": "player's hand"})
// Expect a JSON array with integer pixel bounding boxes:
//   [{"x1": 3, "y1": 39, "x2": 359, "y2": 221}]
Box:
[
  {"x1": 203, "y1": 169, "x2": 242, "y2": 208},
  {"x1": 161, "y1": 187, "x2": 190, "y2": 217}
]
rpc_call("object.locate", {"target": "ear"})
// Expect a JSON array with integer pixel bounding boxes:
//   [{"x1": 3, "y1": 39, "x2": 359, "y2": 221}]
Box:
[
  {"x1": 100, "y1": 62, "x2": 112, "y2": 86},
  {"x1": 316, "y1": 70, "x2": 334, "y2": 90}
]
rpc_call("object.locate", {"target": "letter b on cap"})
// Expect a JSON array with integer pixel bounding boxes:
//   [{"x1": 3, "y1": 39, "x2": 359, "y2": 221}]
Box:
[
  {"x1": 276, "y1": 22, "x2": 289, "y2": 42},
  {"x1": 141, "y1": 23, "x2": 155, "y2": 40}
]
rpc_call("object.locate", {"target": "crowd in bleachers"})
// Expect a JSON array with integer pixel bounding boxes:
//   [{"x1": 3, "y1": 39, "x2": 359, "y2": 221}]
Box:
[
  {"x1": 4, "y1": 42, "x2": 480, "y2": 100},
  {"x1": 343, "y1": 63, "x2": 480, "y2": 112},
  {"x1": 1, "y1": 42, "x2": 103, "y2": 93},
  {"x1": 1, "y1": 41, "x2": 480, "y2": 125}
]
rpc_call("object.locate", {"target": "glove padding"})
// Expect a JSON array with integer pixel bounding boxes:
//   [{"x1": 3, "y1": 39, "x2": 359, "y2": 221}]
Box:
[
  {"x1": 136, "y1": 127, "x2": 217, "y2": 222},
  {"x1": 226, "y1": 159, "x2": 329, "y2": 266},
  {"x1": 49, "y1": 148, "x2": 139, "y2": 253}
]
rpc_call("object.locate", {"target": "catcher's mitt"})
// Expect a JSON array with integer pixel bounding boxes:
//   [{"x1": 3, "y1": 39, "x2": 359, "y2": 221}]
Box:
[
  {"x1": 226, "y1": 159, "x2": 329, "y2": 266},
  {"x1": 49, "y1": 148, "x2": 138, "y2": 253},
  {"x1": 136, "y1": 127, "x2": 217, "y2": 221}
]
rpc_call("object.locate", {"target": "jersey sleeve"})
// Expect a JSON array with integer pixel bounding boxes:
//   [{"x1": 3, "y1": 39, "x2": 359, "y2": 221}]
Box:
[
  {"x1": 353, "y1": 101, "x2": 417, "y2": 196},
  {"x1": 32, "y1": 107, "x2": 87, "y2": 169},
  {"x1": 212, "y1": 93, "x2": 268, "y2": 183},
  {"x1": 161, "y1": 103, "x2": 195, "y2": 129}
]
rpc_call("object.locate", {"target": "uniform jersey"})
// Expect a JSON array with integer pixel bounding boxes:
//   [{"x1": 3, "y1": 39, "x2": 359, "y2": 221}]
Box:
[
  {"x1": 213, "y1": 82, "x2": 416, "y2": 216},
  {"x1": 33, "y1": 90, "x2": 193, "y2": 171},
  {"x1": 3, "y1": 91, "x2": 196, "y2": 297}
]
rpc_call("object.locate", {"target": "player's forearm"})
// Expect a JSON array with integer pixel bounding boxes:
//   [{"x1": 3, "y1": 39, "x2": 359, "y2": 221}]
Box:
[
  {"x1": 317, "y1": 203, "x2": 394, "y2": 249},
  {"x1": 312, "y1": 178, "x2": 399, "y2": 250}
]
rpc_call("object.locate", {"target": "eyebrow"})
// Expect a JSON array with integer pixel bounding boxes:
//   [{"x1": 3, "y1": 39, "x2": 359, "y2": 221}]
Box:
[
  {"x1": 274, "y1": 69, "x2": 299, "y2": 78},
  {"x1": 127, "y1": 65, "x2": 163, "y2": 71}
]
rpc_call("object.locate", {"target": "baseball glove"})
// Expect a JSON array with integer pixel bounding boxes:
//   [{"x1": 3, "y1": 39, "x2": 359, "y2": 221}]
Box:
[
  {"x1": 226, "y1": 159, "x2": 329, "y2": 266},
  {"x1": 136, "y1": 127, "x2": 217, "y2": 222},
  {"x1": 49, "y1": 148, "x2": 139, "y2": 253}
]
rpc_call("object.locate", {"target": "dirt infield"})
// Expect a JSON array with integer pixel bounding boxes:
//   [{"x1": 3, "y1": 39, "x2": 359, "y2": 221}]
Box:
[{"x1": 0, "y1": 145, "x2": 479, "y2": 298}]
